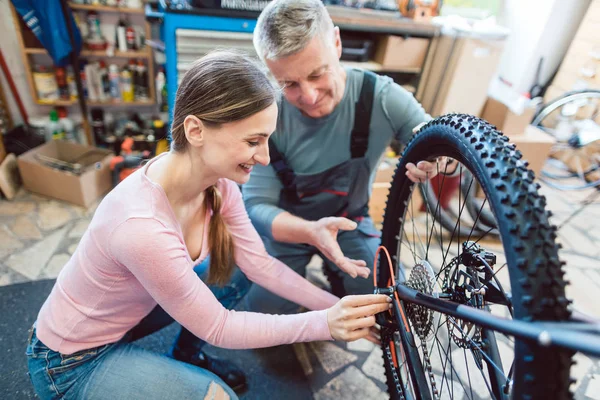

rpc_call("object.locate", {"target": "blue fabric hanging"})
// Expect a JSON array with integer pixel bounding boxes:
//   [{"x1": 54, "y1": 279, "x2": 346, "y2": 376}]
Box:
[{"x1": 11, "y1": 0, "x2": 82, "y2": 66}]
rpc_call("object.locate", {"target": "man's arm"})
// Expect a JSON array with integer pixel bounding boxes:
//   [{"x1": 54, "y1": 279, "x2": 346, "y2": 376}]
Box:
[
  {"x1": 380, "y1": 82, "x2": 444, "y2": 182},
  {"x1": 242, "y1": 163, "x2": 285, "y2": 239},
  {"x1": 242, "y1": 163, "x2": 370, "y2": 278},
  {"x1": 380, "y1": 81, "x2": 430, "y2": 147}
]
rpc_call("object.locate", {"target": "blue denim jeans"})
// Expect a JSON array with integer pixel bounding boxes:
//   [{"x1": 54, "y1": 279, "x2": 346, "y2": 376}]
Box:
[
  {"x1": 26, "y1": 258, "x2": 250, "y2": 399},
  {"x1": 26, "y1": 327, "x2": 237, "y2": 400}
]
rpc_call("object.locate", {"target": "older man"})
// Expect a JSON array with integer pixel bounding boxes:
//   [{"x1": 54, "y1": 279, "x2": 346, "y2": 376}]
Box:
[{"x1": 243, "y1": 0, "x2": 438, "y2": 314}]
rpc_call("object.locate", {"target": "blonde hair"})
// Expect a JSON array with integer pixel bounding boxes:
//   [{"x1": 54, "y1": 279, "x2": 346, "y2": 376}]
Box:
[{"x1": 170, "y1": 50, "x2": 277, "y2": 285}]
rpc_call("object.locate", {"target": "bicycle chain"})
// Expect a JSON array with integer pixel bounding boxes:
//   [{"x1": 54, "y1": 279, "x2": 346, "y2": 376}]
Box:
[{"x1": 381, "y1": 329, "x2": 405, "y2": 400}]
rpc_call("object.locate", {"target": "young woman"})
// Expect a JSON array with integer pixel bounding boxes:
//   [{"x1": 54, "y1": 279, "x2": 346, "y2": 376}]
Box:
[{"x1": 25, "y1": 51, "x2": 390, "y2": 400}]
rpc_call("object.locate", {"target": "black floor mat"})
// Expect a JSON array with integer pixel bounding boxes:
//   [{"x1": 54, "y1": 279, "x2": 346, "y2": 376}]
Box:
[{"x1": 0, "y1": 280, "x2": 311, "y2": 399}]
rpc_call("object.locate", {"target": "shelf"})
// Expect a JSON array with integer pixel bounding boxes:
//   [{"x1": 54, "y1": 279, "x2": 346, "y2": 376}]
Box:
[
  {"x1": 88, "y1": 100, "x2": 155, "y2": 106},
  {"x1": 36, "y1": 99, "x2": 155, "y2": 107},
  {"x1": 24, "y1": 48, "x2": 47, "y2": 54},
  {"x1": 82, "y1": 49, "x2": 151, "y2": 58},
  {"x1": 25, "y1": 48, "x2": 150, "y2": 59},
  {"x1": 340, "y1": 60, "x2": 421, "y2": 74},
  {"x1": 69, "y1": 3, "x2": 145, "y2": 14},
  {"x1": 36, "y1": 99, "x2": 75, "y2": 106}
]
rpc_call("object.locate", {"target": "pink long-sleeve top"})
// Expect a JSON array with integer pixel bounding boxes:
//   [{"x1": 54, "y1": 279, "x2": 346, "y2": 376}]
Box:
[{"x1": 36, "y1": 155, "x2": 338, "y2": 355}]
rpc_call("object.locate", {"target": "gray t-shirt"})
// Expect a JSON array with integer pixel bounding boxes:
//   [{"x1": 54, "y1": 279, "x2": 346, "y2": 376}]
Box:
[{"x1": 242, "y1": 67, "x2": 430, "y2": 238}]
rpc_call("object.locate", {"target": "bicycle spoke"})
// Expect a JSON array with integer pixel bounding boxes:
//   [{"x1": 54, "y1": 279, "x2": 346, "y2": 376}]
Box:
[
  {"x1": 466, "y1": 197, "x2": 490, "y2": 245},
  {"x1": 426, "y1": 161, "x2": 450, "y2": 265},
  {"x1": 442, "y1": 173, "x2": 475, "y2": 264},
  {"x1": 407, "y1": 195, "x2": 427, "y2": 259},
  {"x1": 447, "y1": 317, "x2": 510, "y2": 382}
]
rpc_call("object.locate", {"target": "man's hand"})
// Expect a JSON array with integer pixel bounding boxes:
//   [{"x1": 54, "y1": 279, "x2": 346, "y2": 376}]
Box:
[
  {"x1": 309, "y1": 217, "x2": 370, "y2": 279},
  {"x1": 405, "y1": 157, "x2": 452, "y2": 183}
]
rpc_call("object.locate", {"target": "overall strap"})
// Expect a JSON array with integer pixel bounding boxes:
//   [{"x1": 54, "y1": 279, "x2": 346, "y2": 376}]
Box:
[
  {"x1": 268, "y1": 139, "x2": 297, "y2": 192},
  {"x1": 350, "y1": 71, "x2": 377, "y2": 159}
]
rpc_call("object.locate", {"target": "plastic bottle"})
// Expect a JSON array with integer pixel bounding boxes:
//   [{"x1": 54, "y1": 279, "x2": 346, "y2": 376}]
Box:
[
  {"x1": 90, "y1": 108, "x2": 107, "y2": 144},
  {"x1": 116, "y1": 18, "x2": 128, "y2": 53},
  {"x1": 155, "y1": 67, "x2": 166, "y2": 109},
  {"x1": 129, "y1": 59, "x2": 139, "y2": 99},
  {"x1": 79, "y1": 61, "x2": 88, "y2": 99},
  {"x1": 57, "y1": 107, "x2": 77, "y2": 142},
  {"x1": 160, "y1": 77, "x2": 168, "y2": 112},
  {"x1": 125, "y1": 21, "x2": 137, "y2": 50},
  {"x1": 135, "y1": 60, "x2": 148, "y2": 100},
  {"x1": 55, "y1": 67, "x2": 70, "y2": 100},
  {"x1": 47, "y1": 109, "x2": 65, "y2": 141},
  {"x1": 66, "y1": 67, "x2": 78, "y2": 100},
  {"x1": 98, "y1": 60, "x2": 110, "y2": 101}
]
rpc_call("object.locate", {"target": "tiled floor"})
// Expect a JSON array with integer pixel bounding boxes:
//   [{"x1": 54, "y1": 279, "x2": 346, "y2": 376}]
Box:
[{"x1": 1, "y1": 180, "x2": 600, "y2": 399}]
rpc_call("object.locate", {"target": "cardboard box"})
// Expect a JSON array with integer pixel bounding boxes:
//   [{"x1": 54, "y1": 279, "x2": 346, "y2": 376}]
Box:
[
  {"x1": 510, "y1": 125, "x2": 556, "y2": 177},
  {"x1": 419, "y1": 35, "x2": 505, "y2": 116},
  {"x1": 480, "y1": 97, "x2": 537, "y2": 136},
  {"x1": 18, "y1": 141, "x2": 113, "y2": 207},
  {"x1": 374, "y1": 35, "x2": 429, "y2": 70}
]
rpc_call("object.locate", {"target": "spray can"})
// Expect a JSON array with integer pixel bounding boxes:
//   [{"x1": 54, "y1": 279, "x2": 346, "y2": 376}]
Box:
[
  {"x1": 121, "y1": 64, "x2": 134, "y2": 102},
  {"x1": 109, "y1": 64, "x2": 121, "y2": 100}
]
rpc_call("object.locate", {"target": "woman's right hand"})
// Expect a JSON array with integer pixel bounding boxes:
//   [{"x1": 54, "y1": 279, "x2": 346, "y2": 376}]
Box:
[{"x1": 327, "y1": 294, "x2": 392, "y2": 343}]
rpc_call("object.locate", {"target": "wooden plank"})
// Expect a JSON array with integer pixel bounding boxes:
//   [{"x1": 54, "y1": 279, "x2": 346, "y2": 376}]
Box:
[
  {"x1": 10, "y1": 4, "x2": 39, "y2": 106},
  {"x1": 416, "y1": 35, "x2": 439, "y2": 102},
  {"x1": 145, "y1": 20, "x2": 155, "y2": 105},
  {"x1": 69, "y1": 3, "x2": 144, "y2": 14},
  {"x1": 327, "y1": 5, "x2": 440, "y2": 37},
  {"x1": 26, "y1": 48, "x2": 151, "y2": 59},
  {"x1": 82, "y1": 50, "x2": 151, "y2": 58}
]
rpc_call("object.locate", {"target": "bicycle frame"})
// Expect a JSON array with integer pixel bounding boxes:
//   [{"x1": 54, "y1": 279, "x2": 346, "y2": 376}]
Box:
[{"x1": 391, "y1": 283, "x2": 600, "y2": 358}]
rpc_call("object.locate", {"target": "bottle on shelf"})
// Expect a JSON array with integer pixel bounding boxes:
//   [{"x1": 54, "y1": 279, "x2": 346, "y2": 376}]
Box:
[
  {"x1": 79, "y1": 60, "x2": 89, "y2": 100},
  {"x1": 32, "y1": 65, "x2": 59, "y2": 103},
  {"x1": 98, "y1": 60, "x2": 111, "y2": 101},
  {"x1": 57, "y1": 107, "x2": 77, "y2": 142},
  {"x1": 116, "y1": 17, "x2": 128, "y2": 53},
  {"x1": 121, "y1": 62, "x2": 135, "y2": 102},
  {"x1": 135, "y1": 60, "x2": 148, "y2": 101},
  {"x1": 55, "y1": 67, "x2": 70, "y2": 101},
  {"x1": 85, "y1": 11, "x2": 107, "y2": 50},
  {"x1": 90, "y1": 108, "x2": 107, "y2": 144},
  {"x1": 125, "y1": 20, "x2": 137, "y2": 51},
  {"x1": 47, "y1": 109, "x2": 65, "y2": 141},
  {"x1": 66, "y1": 67, "x2": 78, "y2": 101},
  {"x1": 155, "y1": 66, "x2": 166, "y2": 110},
  {"x1": 161, "y1": 77, "x2": 168, "y2": 113},
  {"x1": 109, "y1": 64, "x2": 121, "y2": 101},
  {"x1": 127, "y1": 0, "x2": 143, "y2": 8}
]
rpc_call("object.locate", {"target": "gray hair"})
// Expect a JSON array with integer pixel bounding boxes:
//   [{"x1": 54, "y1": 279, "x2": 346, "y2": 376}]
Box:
[{"x1": 253, "y1": 0, "x2": 335, "y2": 61}]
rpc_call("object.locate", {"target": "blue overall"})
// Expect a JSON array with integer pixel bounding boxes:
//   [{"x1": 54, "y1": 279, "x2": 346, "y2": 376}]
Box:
[{"x1": 244, "y1": 71, "x2": 383, "y2": 314}]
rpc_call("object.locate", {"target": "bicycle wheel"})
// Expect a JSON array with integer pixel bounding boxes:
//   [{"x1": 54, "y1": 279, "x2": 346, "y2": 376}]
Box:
[
  {"x1": 533, "y1": 90, "x2": 600, "y2": 188},
  {"x1": 377, "y1": 114, "x2": 572, "y2": 399}
]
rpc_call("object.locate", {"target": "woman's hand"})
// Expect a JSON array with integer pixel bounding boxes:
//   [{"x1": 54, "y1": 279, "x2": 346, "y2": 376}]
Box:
[
  {"x1": 327, "y1": 294, "x2": 392, "y2": 343},
  {"x1": 308, "y1": 217, "x2": 370, "y2": 279}
]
